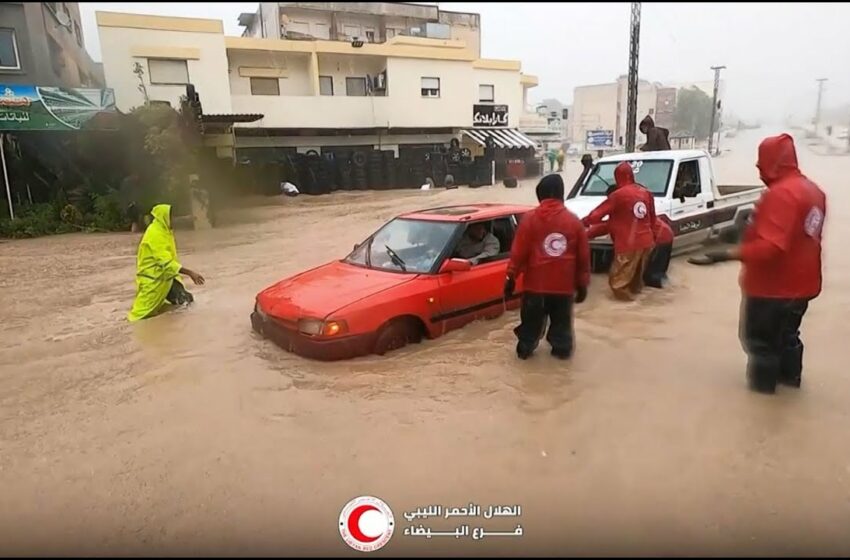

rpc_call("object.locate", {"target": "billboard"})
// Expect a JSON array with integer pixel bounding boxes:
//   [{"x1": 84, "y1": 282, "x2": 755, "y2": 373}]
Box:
[
  {"x1": 585, "y1": 129, "x2": 614, "y2": 149},
  {"x1": 0, "y1": 85, "x2": 116, "y2": 131},
  {"x1": 473, "y1": 104, "x2": 509, "y2": 127}
]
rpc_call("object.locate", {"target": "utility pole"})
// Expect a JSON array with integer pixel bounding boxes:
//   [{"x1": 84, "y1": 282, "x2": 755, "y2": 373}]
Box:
[
  {"x1": 814, "y1": 78, "x2": 827, "y2": 134},
  {"x1": 624, "y1": 1, "x2": 641, "y2": 153},
  {"x1": 707, "y1": 65, "x2": 725, "y2": 156}
]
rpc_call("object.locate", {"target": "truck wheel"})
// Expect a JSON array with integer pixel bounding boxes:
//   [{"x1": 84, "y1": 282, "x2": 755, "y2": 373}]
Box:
[{"x1": 374, "y1": 318, "x2": 423, "y2": 356}]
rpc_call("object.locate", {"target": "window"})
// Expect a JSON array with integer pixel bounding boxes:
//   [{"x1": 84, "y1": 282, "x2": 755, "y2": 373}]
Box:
[
  {"x1": 479, "y1": 84, "x2": 494, "y2": 103},
  {"x1": 319, "y1": 75, "x2": 334, "y2": 96},
  {"x1": 581, "y1": 160, "x2": 674, "y2": 197},
  {"x1": 0, "y1": 28, "x2": 20, "y2": 70},
  {"x1": 250, "y1": 77, "x2": 280, "y2": 95},
  {"x1": 343, "y1": 24, "x2": 360, "y2": 38},
  {"x1": 344, "y1": 218, "x2": 458, "y2": 273},
  {"x1": 365, "y1": 29, "x2": 375, "y2": 42},
  {"x1": 148, "y1": 59, "x2": 189, "y2": 85},
  {"x1": 287, "y1": 21, "x2": 310, "y2": 36},
  {"x1": 346, "y1": 77, "x2": 367, "y2": 97},
  {"x1": 673, "y1": 160, "x2": 701, "y2": 198},
  {"x1": 421, "y1": 77, "x2": 440, "y2": 98}
]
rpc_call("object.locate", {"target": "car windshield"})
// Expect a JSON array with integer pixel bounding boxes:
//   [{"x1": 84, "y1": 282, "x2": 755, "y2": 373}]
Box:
[
  {"x1": 581, "y1": 160, "x2": 674, "y2": 197},
  {"x1": 344, "y1": 218, "x2": 458, "y2": 273}
]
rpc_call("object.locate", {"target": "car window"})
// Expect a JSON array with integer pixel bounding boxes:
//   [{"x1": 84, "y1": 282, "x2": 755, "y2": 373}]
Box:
[
  {"x1": 581, "y1": 160, "x2": 674, "y2": 197},
  {"x1": 450, "y1": 219, "x2": 514, "y2": 265},
  {"x1": 344, "y1": 218, "x2": 458, "y2": 273}
]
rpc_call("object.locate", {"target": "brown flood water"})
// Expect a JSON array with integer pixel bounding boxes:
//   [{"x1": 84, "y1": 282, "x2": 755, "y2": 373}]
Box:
[{"x1": 1, "y1": 130, "x2": 849, "y2": 556}]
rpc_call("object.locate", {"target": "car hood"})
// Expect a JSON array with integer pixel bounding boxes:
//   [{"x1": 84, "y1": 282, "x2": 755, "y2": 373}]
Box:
[
  {"x1": 257, "y1": 261, "x2": 416, "y2": 320},
  {"x1": 564, "y1": 197, "x2": 605, "y2": 220}
]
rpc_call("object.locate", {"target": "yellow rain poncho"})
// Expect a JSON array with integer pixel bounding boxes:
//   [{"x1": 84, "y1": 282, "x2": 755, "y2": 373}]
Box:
[{"x1": 127, "y1": 204, "x2": 184, "y2": 322}]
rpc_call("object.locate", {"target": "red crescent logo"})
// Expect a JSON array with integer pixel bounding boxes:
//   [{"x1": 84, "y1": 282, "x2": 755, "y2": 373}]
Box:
[
  {"x1": 348, "y1": 504, "x2": 380, "y2": 543},
  {"x1": 339, "y1": 496, "x2": 395, "y2": 552}
]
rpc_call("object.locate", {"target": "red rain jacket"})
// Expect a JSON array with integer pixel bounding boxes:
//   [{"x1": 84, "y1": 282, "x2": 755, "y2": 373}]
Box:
[
  {"x1": 582, "y1": 162, "x2": 657, "y2": 253},
  {"x1": 508, "y1": 199, "x2": 590, "y2": 295},
  {"x1": 740, "y1": 134, "x2": 826, "y2": 299}
]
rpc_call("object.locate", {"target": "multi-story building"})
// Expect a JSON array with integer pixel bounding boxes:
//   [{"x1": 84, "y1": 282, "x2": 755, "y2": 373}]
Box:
[
  {"x1": 241, "y1": 2, "x2": 481, "y2": 58},
  {"x1": 96, "y1": 5, "x2": 540, "y2": 163},
  {"x1": 571, "y1": 76, "x2": 725, "y2": 151},
  {"x1": 0, "y1": 2, "x2": 103, "y2": 88}
]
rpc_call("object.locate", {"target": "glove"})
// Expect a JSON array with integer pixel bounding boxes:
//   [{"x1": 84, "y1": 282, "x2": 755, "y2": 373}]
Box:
[
  {"x1": 575, "y1": 285, "x2": 588, "y2": 304},
  {"x1": 503, "y1": 276, "x2": 516, "y2": 299}
]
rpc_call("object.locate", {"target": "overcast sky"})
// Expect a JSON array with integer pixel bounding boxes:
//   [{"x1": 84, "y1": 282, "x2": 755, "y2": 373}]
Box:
[{"x1": 80, "y1": 2, "x2": 850, "y2": 123}]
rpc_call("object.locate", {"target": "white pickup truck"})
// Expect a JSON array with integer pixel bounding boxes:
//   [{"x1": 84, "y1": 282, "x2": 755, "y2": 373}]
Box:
[{"x1": 564, "y1": 149, "x2": 764, "y2": 272}]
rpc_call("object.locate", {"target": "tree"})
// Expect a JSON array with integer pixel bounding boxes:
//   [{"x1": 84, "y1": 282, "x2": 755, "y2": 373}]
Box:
[{"x1": 672, "y1": 86, "x2": 714, "y2": 140}]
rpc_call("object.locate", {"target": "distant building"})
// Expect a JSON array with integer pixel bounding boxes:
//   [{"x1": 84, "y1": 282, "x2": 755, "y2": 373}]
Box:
[
  {"x1": 241, "y1": 2, "x2": 481, "y2": 58},
  {"x1": 0, "y1": 2, "x2": 103, "y2": 88}
]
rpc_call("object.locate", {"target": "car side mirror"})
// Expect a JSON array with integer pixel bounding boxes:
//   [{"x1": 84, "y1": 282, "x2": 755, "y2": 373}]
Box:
[{"x1": 439, "y1": 258, "x2": 472, "y2": 274}]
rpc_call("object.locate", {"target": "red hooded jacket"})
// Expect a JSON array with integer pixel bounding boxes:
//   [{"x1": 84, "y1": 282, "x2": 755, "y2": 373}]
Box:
[
  {"x1": 740, "y1": 134, "x2": 826, "y2": 299},
  {"x1": 508, "y1": 199, "x2": 590, "y2": 295},
  {"x1": 587, "y1": 216, "x2": 673, "y2": 245},
  {"x1": 582, "y1": 162, "x2": 657, "y2": 253}
]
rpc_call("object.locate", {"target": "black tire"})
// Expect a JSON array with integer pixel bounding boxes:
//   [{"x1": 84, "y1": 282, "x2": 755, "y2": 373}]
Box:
[
  {"x1": 305, "y1": 149, "x2": 320, "y2": 158},
  {"x1": 352, "y1": 151, "x2": 368, "y2": 168},
  {"x1": 374, "y1": 318, "x2": 423, "y2": 356}
]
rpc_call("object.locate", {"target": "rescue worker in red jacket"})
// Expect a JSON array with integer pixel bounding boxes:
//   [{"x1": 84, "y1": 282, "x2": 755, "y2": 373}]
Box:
[
  {"x1": 698, "y1": 133, "x2": 826, "y2": 393},
  {"x1": 586, "y1": 217, "x2": 674, "y2": 289},
  {"x1": 582, "y1": 161, "x2": 657, "y2": 300},
  {"x1": 505, "y1": 174, "x2": 590, "y2": 360}
]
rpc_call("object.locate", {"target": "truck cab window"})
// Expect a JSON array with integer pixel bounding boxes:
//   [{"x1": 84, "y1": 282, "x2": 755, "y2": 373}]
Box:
[{"x1": 674, "y1": 160, "x2": 701, "y2": 198}]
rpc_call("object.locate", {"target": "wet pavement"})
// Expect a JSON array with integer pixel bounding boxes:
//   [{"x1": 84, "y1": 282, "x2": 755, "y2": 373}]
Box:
[{"x1": 1, "y1": 129, "x2": 849, "y2": 556}]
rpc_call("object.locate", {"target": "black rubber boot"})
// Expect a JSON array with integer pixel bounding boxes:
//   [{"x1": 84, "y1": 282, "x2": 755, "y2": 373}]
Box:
[
  {"x1": 778, "y1": 342, "x2": 803, "y2": 388},
  {"x1": 747, "y1": 357, "x2": 778, "y2": 394}
]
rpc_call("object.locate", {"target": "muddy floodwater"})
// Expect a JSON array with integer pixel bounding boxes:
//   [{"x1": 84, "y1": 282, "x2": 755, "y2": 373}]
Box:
[{"x1": 1, "y1": 130, "x2": 849, "y2": 556}]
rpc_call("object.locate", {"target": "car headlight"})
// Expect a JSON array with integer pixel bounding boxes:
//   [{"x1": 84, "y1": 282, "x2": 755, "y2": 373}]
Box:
[
  {"x1": 321, "y1": 320, "x2": 348, "y2": 337},
  {"x1": 297, "y1": 318, "x2": 324, "y2": 335}
]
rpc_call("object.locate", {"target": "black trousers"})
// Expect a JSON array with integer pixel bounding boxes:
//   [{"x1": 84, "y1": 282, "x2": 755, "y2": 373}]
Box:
[
  {"x1": 514, "y1": 293, "x2": 574, "y2": 357},
  {"x1": 643, "y1": 243, "x2": 672, "y2": 289},
  {"x1": 739, "y1": 297, "x2": 809, "y2": 392},
  {"x1": 166, "y1": 279, "x2": 194, "y2": 306}
]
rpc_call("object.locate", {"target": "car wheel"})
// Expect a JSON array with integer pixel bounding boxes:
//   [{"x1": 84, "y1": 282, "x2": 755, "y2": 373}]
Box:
[{"x1": 374, "y1": 318, "x2": 423, "y2": 356}]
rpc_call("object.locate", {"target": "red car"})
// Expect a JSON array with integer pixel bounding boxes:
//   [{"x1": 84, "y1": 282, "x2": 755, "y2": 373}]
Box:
[{"x1": 251, "y1": 203, "x2": 532, "y2": 360}]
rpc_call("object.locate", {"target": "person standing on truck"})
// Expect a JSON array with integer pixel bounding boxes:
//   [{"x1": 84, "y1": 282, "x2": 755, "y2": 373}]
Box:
[
  {"x1": 582, "y1": 161, "x2": 657, "y2": 300},
  {"x1": 639, "y1": 115, "x2": 671, "y2": 152},
  {"x1": 504, "y1": 174, "x2": 590, "y2": 360},
  {"x1": 696, "y1": 133, "x2": 826, "y2": 393}
]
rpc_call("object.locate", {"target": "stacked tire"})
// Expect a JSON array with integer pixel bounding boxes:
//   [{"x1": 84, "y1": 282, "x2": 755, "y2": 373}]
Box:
[
  {"x1": 352, "y1": 151, "x2": 368, "y2": 190},
  {"x1": 367, "y1": 150, "x2": 384, "y2": 190},
  {"x1": 382, "y1": 150, "x2": 397, "y2": 190}
]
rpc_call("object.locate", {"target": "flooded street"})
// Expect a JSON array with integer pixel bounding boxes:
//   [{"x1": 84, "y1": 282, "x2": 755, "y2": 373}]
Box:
[{"x1": 2, "y1": 129, "x2": 850, "y2": 556}]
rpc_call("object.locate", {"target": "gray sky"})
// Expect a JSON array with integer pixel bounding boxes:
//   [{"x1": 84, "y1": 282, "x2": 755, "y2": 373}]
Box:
[{"x1": 80, "y1": 2, "x2": 850, "y2": 123}]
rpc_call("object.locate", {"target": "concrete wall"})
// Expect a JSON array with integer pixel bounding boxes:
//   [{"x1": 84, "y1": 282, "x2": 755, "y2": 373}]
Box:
[
  {"x1": 471, "y1": 68, "x2": 522, "y2": 127},
  {"x1": 316, "y1": 53, "x2": 387, "y2": 96},
  {"x1": 97, "y1": 12, "x2": 232, "y2": 113},
  {"x1": 0, "y1": 2, "x2": 101, "y2": 88},
  {"x1": 228, "y1": 50, "x2": 312, "y2": 96},
  {"x1": 572, "y1": 82, "x2": 619, "y2": 147}
]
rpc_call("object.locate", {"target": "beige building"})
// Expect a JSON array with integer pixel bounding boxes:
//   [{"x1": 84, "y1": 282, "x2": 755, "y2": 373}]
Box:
[
  {"x1": 571, "y1": 76, "x2": 726, "y2": 151},
  {"x1": 96, "y1": 6, "x2": 539, "y2": 160}
]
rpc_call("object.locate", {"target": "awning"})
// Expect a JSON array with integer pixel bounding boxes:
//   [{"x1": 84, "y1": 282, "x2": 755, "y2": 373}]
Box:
[
  {"x1": 461, "y1": 128, "x2": 538, "y2": 149},
  {"x1": 201, "y1": 113, "x2": 263, "y2": 124}
]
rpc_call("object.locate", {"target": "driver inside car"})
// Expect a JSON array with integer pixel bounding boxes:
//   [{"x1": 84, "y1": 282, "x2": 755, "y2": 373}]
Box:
[{"x1": 454, "y1": 222, "x2": 500, "y2": 265}]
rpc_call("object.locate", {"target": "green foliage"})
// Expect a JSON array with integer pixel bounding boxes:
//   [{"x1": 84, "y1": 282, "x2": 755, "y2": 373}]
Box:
[
  {"x1": 673, "y1": 87, "x2": 715, "y2": 140},
  {"x1": 2, "y1": 99, "x2": 207, "y2": 238}
]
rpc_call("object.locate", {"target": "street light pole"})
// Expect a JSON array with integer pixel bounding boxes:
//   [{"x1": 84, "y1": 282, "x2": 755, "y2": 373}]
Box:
[
  {"x1": 814, "y1": 78, "x2": 827, "y2": 134},
  {"x1": 624, "y1": 2, "x2": 641, "y2": 153},
  {"x1": 707, "y1": 65, "x2": 725, "y2": 156}
]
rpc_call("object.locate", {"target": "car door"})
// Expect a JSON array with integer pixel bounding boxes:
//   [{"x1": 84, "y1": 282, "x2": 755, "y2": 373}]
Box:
[
  {"x1": 434, "y1": 216, "x2": 515, "y2": 332},
  {"x1": 669, "y1": 158, "x2": 712, "y2": 248}
]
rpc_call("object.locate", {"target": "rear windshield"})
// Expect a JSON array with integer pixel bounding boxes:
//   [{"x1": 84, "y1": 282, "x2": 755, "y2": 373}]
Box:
[{"x1": 581, "y1": 160, "x2": 674, "y2": 197}]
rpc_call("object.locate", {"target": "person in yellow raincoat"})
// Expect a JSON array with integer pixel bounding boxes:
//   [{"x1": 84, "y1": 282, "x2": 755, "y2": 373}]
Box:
[{"x1": 127, "y1": 204, "x2": 205, "y2": 322}]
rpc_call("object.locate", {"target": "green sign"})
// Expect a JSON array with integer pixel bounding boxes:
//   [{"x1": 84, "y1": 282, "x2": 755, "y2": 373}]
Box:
[{"x1": 0, "y1": 85, "x2": 116, "y2": 131}]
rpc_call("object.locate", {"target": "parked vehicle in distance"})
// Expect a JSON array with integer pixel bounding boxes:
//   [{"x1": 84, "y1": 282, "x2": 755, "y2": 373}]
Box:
[
  {"x1": 565, "y1": 149, "x2": 764, "y2": 272},
  {"x1": 251, "y1": 204, "x2": 532, "y2": 360}
]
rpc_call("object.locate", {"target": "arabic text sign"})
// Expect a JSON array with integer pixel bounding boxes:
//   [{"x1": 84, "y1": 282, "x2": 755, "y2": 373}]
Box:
[
  {"x1": 402, "y1": 503, "x2": 523, "y2": 541},
  {"x1": 473, "y1": 104, "x2": 509, "y2": 128},
  {"x1": 0, "y1": 85, "x2": 116, "y2": 131},
  {"x1": 586, "y1": 129, "x2": 614, "y2": 149}
]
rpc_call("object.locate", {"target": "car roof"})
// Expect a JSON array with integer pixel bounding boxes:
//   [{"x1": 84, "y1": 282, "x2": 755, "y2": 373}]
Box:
[
  {"x1": 597, "y1": 149, "x2": 708, "y2": 164},
  {"x1": 400, "y1": 203, "x2": 534, "y2": 222}
]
